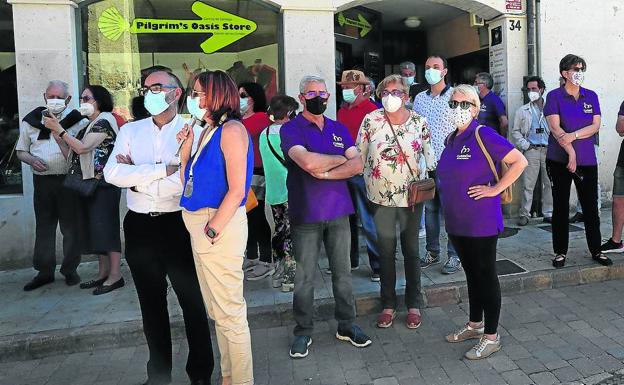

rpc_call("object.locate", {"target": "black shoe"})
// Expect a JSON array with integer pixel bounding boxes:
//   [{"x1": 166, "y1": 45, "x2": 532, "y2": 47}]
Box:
[
  {"x1": 543, "y1": 217, "x2": 552, "y2": 224},
  {"x1": 80, "y1": 276, "x2": 107, "y2": 289},
  {"x1": 552, "y1": 254, "x2": 566, "y2": 268},
  {"x1": 190, "y1": 379, "x2": 210, "y2": 385},
  {"x1": 290, "y1": 335, "x2": 312, "y2": 359},
  {"x1": 93, "y1": 277, "x2": 125, "y2": 295},
  {"x1": 569, "y1": 212, "x2": 584, "y2": 223},
  {"x1": 23, "y1": 275, "x2": 54, "y2": 291},
  {"x1": 336, "y1": 325, "x2": 372, "y2": 348},
  {"x1": 593, "y1": 253, "x2": 613, "y2": 266},
  {"x1": 601, "y1": 238, "x2": 624, "y2": 254},
  {"x1": 64, "y1": 272, "x2": 81, "y2": 286}
]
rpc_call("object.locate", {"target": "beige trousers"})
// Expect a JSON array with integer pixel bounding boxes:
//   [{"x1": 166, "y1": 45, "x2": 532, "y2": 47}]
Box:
[{"x1": 182, "y1": 206, "x2": 253, "y2": 385}]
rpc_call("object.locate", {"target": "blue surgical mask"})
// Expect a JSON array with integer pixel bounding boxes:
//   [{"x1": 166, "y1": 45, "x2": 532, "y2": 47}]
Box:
[
  {"x1": 425, "y1": 68, "x2": 443, "y2": 85},
  {"x1": 240, "y1": 97, "x2": 250, "y2": 114},
  {"x1": 402, "y1": 76, "x2": 415, "y2": 86},
  {"x1": 186, "y1": 96, "x2": 207, "y2": 120},
  {"x1": 342, "y1": 89, "x2": 357, "y2": 104},
  {"x1": 144, "y1": 91, "x2": 174, "y2": 116}
]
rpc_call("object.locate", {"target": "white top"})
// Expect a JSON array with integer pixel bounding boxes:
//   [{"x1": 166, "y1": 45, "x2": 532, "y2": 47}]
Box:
[
  {"x1": 16, "y1": 109, "x2": 87, "y2": 175},
  {"x1": 103, "y1": 115, "x2": 201, "y2": 214},
  {"x1": 412, "y1": 86, "x2": 455, "y2": 162}
]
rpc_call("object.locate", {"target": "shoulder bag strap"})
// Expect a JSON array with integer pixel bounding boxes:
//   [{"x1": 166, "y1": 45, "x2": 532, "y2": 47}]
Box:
[
  {"x1": 474, "y1": 125, "x2": 500, "y2": 183},
  {"x1": 384, "y1": 113, "x2": 416, "y2": 180},
  {"x1": 265, "y1": 125, "x2": 286, "y2": 166}
]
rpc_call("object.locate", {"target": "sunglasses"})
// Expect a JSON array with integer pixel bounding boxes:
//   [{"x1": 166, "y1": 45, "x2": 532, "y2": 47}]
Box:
[
  {"x1": 190, "y1": 90, "x2": 205, "y2": 98},
  {"x1": 568, "y1": 66, "x2": 585, "y2": 73},
  {"x1": 448, "y1": 100, "x2": 476, "y2": 110},
  {"x1": 240, "y1": 92, "x2": 249, "y2": 98}
]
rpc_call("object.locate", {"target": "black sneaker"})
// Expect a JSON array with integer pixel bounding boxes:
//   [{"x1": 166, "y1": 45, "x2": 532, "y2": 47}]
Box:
[
  {"x1": 336, "y1": 325, "x2": 372, "y2": 348},
  {"x1": 23, "y1": 275, "x2": 54, "y2": 291},
  {"x1": 569, "y1": 212, "x2": 584, "y2": 223},
  {"x1": 289, "y1": 336, "x2": 312, "y2": 359},
  {"x1": 601, "y1": 238, "x2": 624, "y2": 254},
  {"x1": 593, "y1": 253, "x2": 613, "y2": 266}
]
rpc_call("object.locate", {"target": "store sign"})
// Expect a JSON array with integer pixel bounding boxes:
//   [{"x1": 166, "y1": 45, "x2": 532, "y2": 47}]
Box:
[
  {"x1": 337, "y1": 12, "x2": 372, "y2": 37},
  {"x1": 97, "y1": 1, "x2": 257, "y2": 53},
  {"x1": 505, "y1": 0, "x2": 522, "y2": 11}
]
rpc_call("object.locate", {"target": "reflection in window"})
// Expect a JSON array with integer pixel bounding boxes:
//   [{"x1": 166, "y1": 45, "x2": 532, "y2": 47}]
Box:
[
  {"x1": 0, "y1": 2, "x2": 21, "y2": 194},
  {"x1": 81, "y1": 0, "x2": 280, "y2": 121}
]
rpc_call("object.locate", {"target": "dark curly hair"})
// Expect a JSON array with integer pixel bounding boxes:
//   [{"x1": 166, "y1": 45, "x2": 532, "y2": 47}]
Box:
[{"x1": 238, "y1": 82, "x2": 267, "y2": 113}]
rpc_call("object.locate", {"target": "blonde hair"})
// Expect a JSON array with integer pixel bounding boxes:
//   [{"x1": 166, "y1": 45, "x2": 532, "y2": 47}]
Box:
[
  {"x1": 376, "y1": 74, "x2": 408, "y2": 99},
  {"x1": 451, "y1": 84, "x2": 481, "y2": 111}
]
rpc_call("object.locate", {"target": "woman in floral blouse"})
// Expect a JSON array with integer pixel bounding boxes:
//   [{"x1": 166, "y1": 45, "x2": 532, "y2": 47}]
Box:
[{"x1": 356, "y1": 74, "x2": 435, "y2": 329}]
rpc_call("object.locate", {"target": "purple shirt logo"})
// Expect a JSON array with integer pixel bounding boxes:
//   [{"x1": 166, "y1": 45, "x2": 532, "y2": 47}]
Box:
[
  {"x1": 332, "y1": 133, "x2": 345, "y2": 148},
  {"x1": 457, "y1": 145, "x2": 471, "y2": 160},
  {"x1": 583, "y1": 102, "x2": 594, "y2": 114}
]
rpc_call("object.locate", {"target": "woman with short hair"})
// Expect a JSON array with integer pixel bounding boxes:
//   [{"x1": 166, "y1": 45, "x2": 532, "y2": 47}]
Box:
[{"x1": 438, "y1": 84, "x2": 527, "y2": 359}]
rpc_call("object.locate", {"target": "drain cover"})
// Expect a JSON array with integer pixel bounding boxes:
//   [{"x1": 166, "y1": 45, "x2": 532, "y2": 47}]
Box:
[
  {"x1": 496, "y1": 259, "x2": 526, "y2": 276},
  {"x1": 538, "y1": 224, "x2": 584, "y2": 233}
]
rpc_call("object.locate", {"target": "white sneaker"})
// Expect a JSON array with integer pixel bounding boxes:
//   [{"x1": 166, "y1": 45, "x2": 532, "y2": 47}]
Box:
[
  {"x1": 272, "y1": 260, "x2": 284, "y2": 288},
  {"x1": 464, "y1": 335, "x2": 501, "y2": 360},
  {"x1": 242, "y1": 258, "x2": 259, "y2": 272},
  {"x1": 246, "y1": 262, "x2": 275, "y2": 281},
  {"x1": 419, "y1": 228, "x2": 426, "y2": 239}
]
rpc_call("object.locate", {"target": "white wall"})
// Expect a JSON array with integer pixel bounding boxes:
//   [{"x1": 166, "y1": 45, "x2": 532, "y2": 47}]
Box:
[{"x1": 539, "y1": 0, "x2": 624, "y2": 196}]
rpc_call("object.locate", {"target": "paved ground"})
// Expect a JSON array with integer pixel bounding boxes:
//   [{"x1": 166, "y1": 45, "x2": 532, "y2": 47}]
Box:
[
  {"x1": 1, "y1": 210, "x2": 618, "y2": 341},
  {"x1": 5, "y1": 279, "x2": 624, "y2": 385}
]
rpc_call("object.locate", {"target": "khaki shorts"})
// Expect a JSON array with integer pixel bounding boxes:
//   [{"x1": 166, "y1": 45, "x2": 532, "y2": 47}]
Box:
[{"x1": 613, "y1": 166, "x2": 624, "y2": 197}]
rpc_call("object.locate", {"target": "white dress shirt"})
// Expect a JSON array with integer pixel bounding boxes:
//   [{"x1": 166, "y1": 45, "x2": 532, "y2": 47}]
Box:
[
  {"x1": 16, "y1": 109, "x2": 87, "y2": 175},
  {"x1": 104, "y1": 114, "x2": 201, "y2": 214}
]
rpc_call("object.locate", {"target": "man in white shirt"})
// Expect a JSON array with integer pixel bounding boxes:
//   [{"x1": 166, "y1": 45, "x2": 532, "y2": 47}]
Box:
[
  {"x1": 104, "y1": 71, "x2": 212, "y2": 385},
  {"x1": 412, "y1": 55, "x2": 461, "y2": 275},
  {"x1": 17, "y1": 80, "x2": 87, "y2": 291}
]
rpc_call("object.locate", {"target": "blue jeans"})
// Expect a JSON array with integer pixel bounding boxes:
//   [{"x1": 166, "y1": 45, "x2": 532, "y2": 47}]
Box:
[
  {"x1": 347, "y1": 175, "x2": 380, "y2": 271},
  {"x1": 292, "y1": 216, "x2": 355, "y2": 336},
  {"x1": 425, "y1": 187, "x2": 457, "y2": 259}
]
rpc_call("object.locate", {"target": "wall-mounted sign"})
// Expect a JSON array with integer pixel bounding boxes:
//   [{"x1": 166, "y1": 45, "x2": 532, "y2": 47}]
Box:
[
  {"x1": 505, "y1": 0, "x2": 522, "y2": 11},
  {"x1": 337, "y1": 12, "x2": 372, "y2": 37},
  {"x1": 97, "y1": 1, "x2": 257, "y2": 53}
]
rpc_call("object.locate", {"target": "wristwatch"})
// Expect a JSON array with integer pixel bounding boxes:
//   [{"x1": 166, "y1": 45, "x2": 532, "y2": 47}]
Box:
[
  {"x1": 205, "y1": 226, "x2": 218, "y2": 239},
  {"x1": 59, "y1": 130, "x2": 67, "y2": 139},
  {"x1": 574, "y1": 132, "x2": 579, "y2": 140},
  {"x1": 323, "y1": 171, "x2": 329, "y2": 179}
]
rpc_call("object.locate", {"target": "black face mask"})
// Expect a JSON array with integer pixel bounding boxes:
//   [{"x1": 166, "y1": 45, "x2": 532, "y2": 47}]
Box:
[{"x1": 305, "y1": 96, "x2": 328, "y2": 116}]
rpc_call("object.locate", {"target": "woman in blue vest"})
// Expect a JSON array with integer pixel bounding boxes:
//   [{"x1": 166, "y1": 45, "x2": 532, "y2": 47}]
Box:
[{"x1": 177, "y1": 70, "x2": 254, "y2": 385}]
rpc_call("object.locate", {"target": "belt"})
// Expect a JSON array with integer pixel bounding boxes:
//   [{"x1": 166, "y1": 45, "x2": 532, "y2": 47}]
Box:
[
  {"x1": 149, "y1": 212, "x2": 168, "y2": 217},
  {"x1": 529, "y1": 144, "x2": 547, "y2": 148}
]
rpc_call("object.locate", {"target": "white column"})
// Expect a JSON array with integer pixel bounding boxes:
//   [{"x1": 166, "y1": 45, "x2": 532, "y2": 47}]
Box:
[{"x1": 281, "y1": 7, "x2": 337, "y2": 118}]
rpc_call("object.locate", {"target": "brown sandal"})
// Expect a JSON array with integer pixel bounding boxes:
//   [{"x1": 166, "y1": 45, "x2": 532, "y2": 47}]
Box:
[
  {"x1": 406, "y1": 312, "x2": 422, "y2": 329},
  {"x1": 376, "y1": 310, "x2": 396, "y2": 328}
]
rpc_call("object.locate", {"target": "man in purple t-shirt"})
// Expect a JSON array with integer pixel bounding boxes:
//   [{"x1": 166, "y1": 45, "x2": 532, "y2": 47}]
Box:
[
  {"x1": 600, "y1": 101, "x2": 624, "y2": 253},
  {"x1": 280, "y1": 75, "x2": 371, "y2": 359},
  {"x1": 475, "y1": 72, "x2": 508, "y2": 137}
]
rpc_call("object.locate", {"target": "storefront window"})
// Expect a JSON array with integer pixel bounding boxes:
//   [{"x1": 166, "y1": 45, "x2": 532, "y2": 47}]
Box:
[
  {"x1": 0, "y1": 2, "x2": 21, "y2": 194},
  {"x1": 80, "y1": 0, "x2": 280, "y2": 120}
]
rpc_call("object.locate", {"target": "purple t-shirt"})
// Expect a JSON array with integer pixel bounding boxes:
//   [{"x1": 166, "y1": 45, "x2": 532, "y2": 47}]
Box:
[
  {"x1": 437, "y1": 120, "x2": 514, "y2": 237},
  {"x1": 544, "y1": 86, "x2": 601, "y2": 166},
  {"x1": 477, "y1": 91, "x2": 507, "y2": 135},
  {"x1": 280, "y1": 114, "x2": 355, "y2": 225}
]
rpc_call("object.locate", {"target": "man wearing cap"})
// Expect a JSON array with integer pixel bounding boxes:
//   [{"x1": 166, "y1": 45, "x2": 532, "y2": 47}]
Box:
[{"x1": 337, "y1": 69, "x2": 381, "y2": 281}]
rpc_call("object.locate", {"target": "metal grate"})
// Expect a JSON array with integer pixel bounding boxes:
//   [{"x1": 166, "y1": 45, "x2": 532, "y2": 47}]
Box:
[
  {"x1": 496, "y1": 259, "x2": 526, "y2": 276},
  {"x1": 538, "y1": 224, "x2": 585, "y2": 233}
]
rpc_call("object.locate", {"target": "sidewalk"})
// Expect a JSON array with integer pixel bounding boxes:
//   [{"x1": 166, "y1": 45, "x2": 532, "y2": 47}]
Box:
[{"x1": 1, "y1": 210, "x2": 623, "y2": 361}]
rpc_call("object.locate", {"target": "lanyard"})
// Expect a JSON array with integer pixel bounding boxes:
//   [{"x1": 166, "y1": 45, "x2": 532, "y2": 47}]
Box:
[
  {"x1": 188, "y1": 123, "x2": 218, "y2": 179},
  {"x1": 529, "y1": 103, "x2": 546, "y2": 129}
]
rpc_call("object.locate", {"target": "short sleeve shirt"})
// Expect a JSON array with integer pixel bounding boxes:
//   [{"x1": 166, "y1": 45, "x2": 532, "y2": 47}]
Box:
[
  {"x1": 337, "y1": 99, "x2": 379, "y2": 141},
  {"x1": 544, "y1": 86, "x2": 601, "y2": 166},
  {"x1": 477, "y1": 91, "x2": 507, "y2": 135},
  {"x1": 280, "y1": 114, "x2": 355, "y2": 225},
  {"x1": 437, "y1": 120, "x2": 514, "y2": 237},
  {"x1": 412, "y1": 85, "x2": 455, "y2": 161},
  {"x1": 259, "y1": 124, "x2": 288, "y2": 205},
  {"x1": 617, "y1": 101, "x2": 624, "y2": 167},
  {"x1": 71, "y1": 119, "x2": 117, "y2": 179}
]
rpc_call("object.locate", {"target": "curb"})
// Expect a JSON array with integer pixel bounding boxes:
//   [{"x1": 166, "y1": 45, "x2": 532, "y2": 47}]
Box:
[{"x1": 3, "y1": 261, "x2": 623, "y2": 362}]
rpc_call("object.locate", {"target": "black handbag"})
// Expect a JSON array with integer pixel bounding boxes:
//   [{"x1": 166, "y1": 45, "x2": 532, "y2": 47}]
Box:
[{"x1": 63, "y1": 167, "x2": 98, "y2": 197}]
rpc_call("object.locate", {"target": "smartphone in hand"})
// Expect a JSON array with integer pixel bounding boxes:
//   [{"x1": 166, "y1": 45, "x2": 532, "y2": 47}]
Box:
[{"x1": 42, "y1": 109, "x2": 52, "y2": 118}]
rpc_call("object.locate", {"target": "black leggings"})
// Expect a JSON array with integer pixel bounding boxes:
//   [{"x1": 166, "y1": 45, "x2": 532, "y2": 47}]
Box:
[
  {"x1": 546, "y1": 160, "x2": 601, "y2": 256},
  {"x1": 246, "y1": 200, "x2": 272, "y2": 262},
  {"x1": 449, "y1": 234, "x2": 500, "y2": 335}
]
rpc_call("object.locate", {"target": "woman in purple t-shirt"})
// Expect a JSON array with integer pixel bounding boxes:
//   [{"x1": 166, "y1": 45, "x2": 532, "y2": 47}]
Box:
[{"x1": 437, "y1": 85, "x2": 527, "y2": 360}]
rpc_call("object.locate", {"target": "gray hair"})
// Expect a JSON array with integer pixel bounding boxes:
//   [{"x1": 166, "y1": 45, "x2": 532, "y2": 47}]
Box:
[
  {"x1": 451, "y1": 84, "x2": 481, "y2": 111},
  {"x1": 399, "y1": 61, "x2": 416, "y2": 71},
  {"x1": 299, "y1": 75, "x2": 327, "y2": 94},
  {"x1": 46, "y1": 80, "x2": 70, "y2": 97},
  {"x1": 376, "y1": 74, "x2": 408, "y2": 99},
  {"x1": 475, "y1": 72, "x2": 494, "y2": 90}
]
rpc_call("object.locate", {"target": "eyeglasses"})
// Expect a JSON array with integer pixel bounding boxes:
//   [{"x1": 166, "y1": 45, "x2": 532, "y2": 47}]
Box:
[
  {"x1": 240, "y1": 92, "x2": 249, "y2": 99},
  {"x1": 568, "y1": 66, "x2": 585, "y2": 73},
  {"x1": 190, "y1": 90, "x2": 205, "y2": 98},
  {"x1": 301, "y1": 91, "x2": 329, "y2": 99},
  {"x1": 448, "y1": 100, "x2": 476, "y2": 110},
  {"x1": 80, "y1": 95, "x2": 93, "y2": 102},
  {"x1": 380, "y1": 89, "x2": 405, "y2": 98},
  {"x1": 138, "y1": 83, "x2": 177, "y2": 96}
]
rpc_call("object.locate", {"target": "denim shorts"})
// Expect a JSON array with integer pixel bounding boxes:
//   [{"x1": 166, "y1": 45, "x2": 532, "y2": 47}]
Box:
[{"x1": 613, "y1": 166, "x2": 624, "y2": 197}]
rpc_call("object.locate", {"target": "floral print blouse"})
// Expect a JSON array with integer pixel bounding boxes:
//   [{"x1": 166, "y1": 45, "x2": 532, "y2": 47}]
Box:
[
  {"x1": 356, "y1": 109, "x2": 436, "y2": 207},
  {"x1": 70, "y1": 119, "x2": 116, "y2": 180}
]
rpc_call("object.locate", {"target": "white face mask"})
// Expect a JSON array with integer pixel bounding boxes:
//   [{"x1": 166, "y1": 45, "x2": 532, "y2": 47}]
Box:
[
  {"x1": 382, "y1": 94, "x2": 403, "y2": 113},
  {"x1": 78, "y1": 102, "x2": 95, "y2": 117},
  {"x1": 450, "y1": 107, "x2": 474, "y2": 128},
  {"x1": 528, "y1": 91, "x2": 541, "y2": 102},
  {"x1": 46, "y1": 98, "x2": 67, "y2": 114},
  {"x1": 186, "y1": 96, "x2": 207, "y2": 120},
  {"x1": 144, "y1": 91, "x2": 175, "y2": 116},
  {"x1": 402, "y1": 76, "x2": 415, "y2": 86},
  {"x1": 571, "y1": 71, "x2": 585, "y2": 86}
]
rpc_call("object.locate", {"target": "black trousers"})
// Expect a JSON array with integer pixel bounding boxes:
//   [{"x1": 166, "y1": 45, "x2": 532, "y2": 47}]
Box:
[
  {"x1": 32, "y1": 174, "x2": 81, "y2": 277},
  {"x1": 449, "y1": 234, "x2": 500, "y2": 335},
  {"x1": 246, "y1": 200, "x2": 272, "y2": 262},
  {"x1": 123, "y1": 210, "x2": 214, "y2": 384},
  {"x1": 546, "y1": 160, "x2": 601, "y2": 256}
]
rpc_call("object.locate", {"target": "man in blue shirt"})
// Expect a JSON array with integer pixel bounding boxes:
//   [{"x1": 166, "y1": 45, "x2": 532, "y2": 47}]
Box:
[
  {"x1": 511, "y1": 76, "x2": 553, "y2": 225},
  {"x1": 475, "y1": 72, "x2": 508, "y2": 137}
]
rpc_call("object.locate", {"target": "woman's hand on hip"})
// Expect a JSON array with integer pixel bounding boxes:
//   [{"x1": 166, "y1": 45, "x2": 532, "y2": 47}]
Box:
[{"x1": 467, "y1": 184, "x2": 499, "y2": 200}]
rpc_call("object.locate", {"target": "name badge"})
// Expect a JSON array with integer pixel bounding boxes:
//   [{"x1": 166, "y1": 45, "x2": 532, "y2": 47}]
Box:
[
  {"x1": 536, "y1": 128, "x2": 545, "y2": 134},
  {"x1": 583, "y1": 102, "x2": 593, "y2": 114},
  {"x1": 183, "y1": 177, "x2": 194, "y2": 198}
]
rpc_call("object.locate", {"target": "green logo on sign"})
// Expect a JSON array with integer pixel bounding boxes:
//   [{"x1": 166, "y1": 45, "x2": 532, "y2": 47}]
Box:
[
  {"x1": 98, "y1": 1, "x2": 257, "y2": 53},
  {"x1": 337, "y1": 12, "x2": 372, "y2": 38}
]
